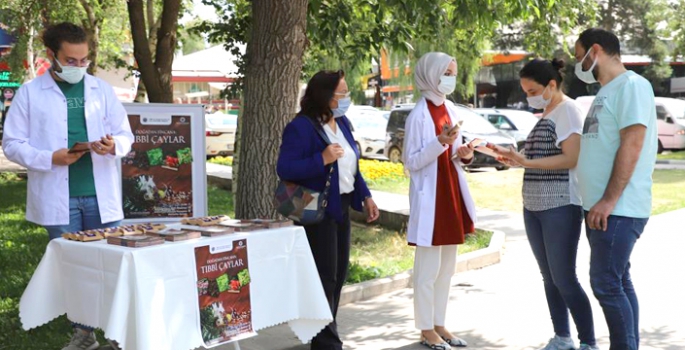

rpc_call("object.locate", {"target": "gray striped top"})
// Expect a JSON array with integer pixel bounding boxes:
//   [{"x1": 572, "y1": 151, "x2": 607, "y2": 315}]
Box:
[{"x1": 522, "y1": 100, "x2": 583, "y2": 211}]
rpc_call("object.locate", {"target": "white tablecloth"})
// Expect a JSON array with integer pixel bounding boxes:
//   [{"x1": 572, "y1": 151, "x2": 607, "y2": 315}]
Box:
[{"x1": 19, "y1": 226, "x2": 332, "y2": 350}]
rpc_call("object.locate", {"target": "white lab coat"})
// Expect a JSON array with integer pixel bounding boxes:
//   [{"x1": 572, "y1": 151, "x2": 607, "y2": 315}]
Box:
[
  {"x1": 403, "y1": 97, "x2": 477, "y2": 246},
  {"x1": 2, "y1": 73, "x2": 133, "y2": 226}
]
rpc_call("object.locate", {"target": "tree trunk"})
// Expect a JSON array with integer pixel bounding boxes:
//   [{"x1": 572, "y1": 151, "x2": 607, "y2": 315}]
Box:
[
  {"x1": 27, "y1": 27, "x2": 37, "y2": 80},
  {"x1": 126, "y1": 0, "x2": 179, "y2": 103},
  {"x1": 78, "y1": 0, "x2": 100, "y2": 74},
  {"x1": 601, "y1": 0, "x2": 615, "y2": 30},
  {"x1": 235, "y1": 0, "x2": 309, "y2": 219},
  {"x1": 153, "y1": 0, "x2": 181, "y2": 103}
]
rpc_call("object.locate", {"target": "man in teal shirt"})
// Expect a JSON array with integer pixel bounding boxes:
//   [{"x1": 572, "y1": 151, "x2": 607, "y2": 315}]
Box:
[
  {"x1": 574, "y1": 28, "x2": 657, "y2": 350},
  {"x1": 2, "y1": 22, "x2": 133, "y2": 350}
]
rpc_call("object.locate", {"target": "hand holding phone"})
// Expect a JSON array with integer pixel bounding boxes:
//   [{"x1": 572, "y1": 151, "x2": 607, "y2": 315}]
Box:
[
  {"x1": 446, "y1": 120, "x2": 463, "y2": 135},
  {"x1": 68, "y1": 142, "x2": 92, "y2": 154}
]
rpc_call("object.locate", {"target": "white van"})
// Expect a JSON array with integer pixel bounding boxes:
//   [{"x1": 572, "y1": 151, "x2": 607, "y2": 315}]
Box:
[
  {"x1": 654, "y1": 97, "x2": 685, "y2": 153},
  {"x1": 576, "y1": 96, "x2": 685, "y2": 153}
]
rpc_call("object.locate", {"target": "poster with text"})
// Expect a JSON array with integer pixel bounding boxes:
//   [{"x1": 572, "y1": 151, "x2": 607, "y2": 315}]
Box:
[
  {"x1": 122, "y1": 114, "x2": 194, "y2": 218},
  {"x1": 195, "y1": 239, "x2": 254, "y2": 347}
]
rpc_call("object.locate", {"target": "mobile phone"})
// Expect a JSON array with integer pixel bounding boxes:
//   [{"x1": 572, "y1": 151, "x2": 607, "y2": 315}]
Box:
[
  {"x1": 447, "y1": 120, "x2": 464, "y2": 135},
  {"x1": 68, "y1": 142, "x2": 91, "y2": 154}
]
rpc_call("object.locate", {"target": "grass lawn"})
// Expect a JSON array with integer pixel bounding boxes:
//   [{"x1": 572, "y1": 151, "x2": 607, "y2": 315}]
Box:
[
  {"x1": 0, "y1": 173, "x2": 73, "y2": 349},
  {"x1": 369, "y1": 168, "x2": 685, "y2": 216},
  {"x1": 0, "y1": 172, "x2": 491, "y2": 348},
  {"x1": 657, "y1": 150, "x2": 685, "y2": 161},
  {"x1": 368, "y1": 169, "x2": 526, "y2": 213},
  {"x1": 347, "y1": 225, "x2": 492, "y2": 284},
  {"x1": 651, "y1": 169, "x2": 685, "y2": 215}
]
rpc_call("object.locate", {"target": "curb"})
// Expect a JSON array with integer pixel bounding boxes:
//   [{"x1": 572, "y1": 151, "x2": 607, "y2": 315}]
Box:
[
  {"x1": 656, "y1": 159, "x2": 685, "y2": 165},
  {"x1": 339, "y1": 229, "x2": 506, "y2": 306}
]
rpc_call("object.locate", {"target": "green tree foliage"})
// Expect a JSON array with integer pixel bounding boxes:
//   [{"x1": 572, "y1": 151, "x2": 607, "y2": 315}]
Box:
[
  {"x1": 0, "y1": 0, "x2": 129, "y2": 80},
  {"x1": 179, "y1": 19, "x2": 207, "y2": 55},
  {"x1": 673, "y1": 0, "x2": 685, "y2": 61},
  {"x1": 196, "y1": 0, "x2": 592, "y2": 102},
  {"x1": 641, "y1": 0, "x2": 673, "y2": 94}
]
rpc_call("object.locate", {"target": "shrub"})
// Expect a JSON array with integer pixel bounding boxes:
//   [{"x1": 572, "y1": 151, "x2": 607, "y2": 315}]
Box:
[
  {"x1": 358, "y1": 159, "x2": 405, "y2": 184},
  {"x1": 208, "y1": 156, "x2": 233, "y2": 166}
]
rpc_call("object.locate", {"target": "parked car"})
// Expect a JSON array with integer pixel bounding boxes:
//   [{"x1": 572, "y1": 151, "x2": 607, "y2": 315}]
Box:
[
  {"x1": 384, "y1": 104, "x2": 517, "y2": 170},
  {"x1": 392, "y1": 103, "x2": 416, "y2": 110},
  {"x1": 380, "y1": 111, "x2": 390, "y2": 120},
  {"x1": 655, "y1": 97, "x2": 685, "y2": 153},
  {"x1": 474, "y1": 108, "x2": 539, "y2": 150},
  {"x1": 205, "y1": 112, "x2": 237, "y2": 157},
  {"x1": 576, "y1": 95, "x2": 685, "y2": 153},
  {"x1": 384, "y1": 107, "x2": 412, "y2": 163},
  {"x1": 349, "y1": 105, "x2": 380, "y2": 114},
  {"x1": 347, "y1": 111, "x2": 388, "y2": 159}
]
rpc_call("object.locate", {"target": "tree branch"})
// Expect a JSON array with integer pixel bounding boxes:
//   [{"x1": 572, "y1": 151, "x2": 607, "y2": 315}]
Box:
[
  {"x1": 78, "y1": 0, "x2": 97, "y2": 28},
  {"x1": 127, "y1": 0, "x2": 160, "y2": 95},
  {"x1": 146, "y1": 0, "x2": 156, "y2": 38},
  {"x1": 154, "y1": 0, "x2": 181, "y2": 77}
]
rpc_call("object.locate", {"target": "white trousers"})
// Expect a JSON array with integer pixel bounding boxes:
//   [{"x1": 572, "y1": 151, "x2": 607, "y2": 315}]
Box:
[{"x1": 413, "y1": 245, "x2": 458, "y2": 330}]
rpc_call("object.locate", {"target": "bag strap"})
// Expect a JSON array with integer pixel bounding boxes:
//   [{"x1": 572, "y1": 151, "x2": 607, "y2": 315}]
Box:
[
  {"x1": 302, "y1": 115, "x2": 335, "y2": 206},
  {"x1": 302, "y1": 115, "x2": 332, "y2": 145}
]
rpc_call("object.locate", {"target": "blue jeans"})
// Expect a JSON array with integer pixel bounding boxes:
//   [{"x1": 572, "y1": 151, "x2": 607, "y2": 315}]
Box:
[
  {"x1": 44, "y1": 196, "x2": 121, "y2": 241},
  {"x1": 525, "y1": 205, "x2": 596, "y2": 345},
  {"x1": 585, "y1": 213, "x2": 648, "y2": 350}
]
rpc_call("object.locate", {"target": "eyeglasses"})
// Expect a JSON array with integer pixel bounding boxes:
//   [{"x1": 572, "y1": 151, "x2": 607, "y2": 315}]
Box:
[
  {"x1": 334, "y1": 91, "x2": 351, "y2": 98},
  {"x1": 62, "y1": 58, "x2": 91, "y2": 67}
]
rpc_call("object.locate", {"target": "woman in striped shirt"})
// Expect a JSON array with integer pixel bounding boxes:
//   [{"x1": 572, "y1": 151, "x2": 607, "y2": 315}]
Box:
[{"x1": 494, "y1": 58, "x2": 598, "y2": 350}]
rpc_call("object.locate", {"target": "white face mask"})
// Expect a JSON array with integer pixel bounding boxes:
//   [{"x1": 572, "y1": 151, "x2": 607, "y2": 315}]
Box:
[
  {"x1": 437, "y1": 75, "x2": 457, "y2": 95},
  {"x1": 53, "y1": 58, "x2": 87, "y2": 84},
  {"x1": 575, "y1": 47, "x2": 598, "y2": 85},
  {"x1": 527, "y1": 85, "x2": 551, "y2": 110}
]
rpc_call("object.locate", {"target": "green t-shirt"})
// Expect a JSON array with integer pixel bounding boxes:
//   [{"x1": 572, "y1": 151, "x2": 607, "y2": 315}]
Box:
[
  {"x1": 577, "y1": 71, "x2": 658, "y2": 218},
  {"x1": 56, "y1": 79, "x2": 96, "y2": 197}
]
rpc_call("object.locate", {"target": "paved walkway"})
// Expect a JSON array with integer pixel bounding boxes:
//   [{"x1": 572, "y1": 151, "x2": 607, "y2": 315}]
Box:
[{"x1": 229, "y1": 207, "x2": 685, "y2": 350}]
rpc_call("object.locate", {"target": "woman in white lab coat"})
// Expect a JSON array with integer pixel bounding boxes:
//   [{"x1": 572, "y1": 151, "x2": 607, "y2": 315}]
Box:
[{"x1": 403, "y1": 52, "x2": 477, "y2": 349}]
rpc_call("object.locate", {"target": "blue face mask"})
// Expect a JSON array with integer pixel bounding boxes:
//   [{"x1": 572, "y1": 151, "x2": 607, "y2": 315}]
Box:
[{"x1": 332, "y1": 97, "x2": 351, "y2": 118}]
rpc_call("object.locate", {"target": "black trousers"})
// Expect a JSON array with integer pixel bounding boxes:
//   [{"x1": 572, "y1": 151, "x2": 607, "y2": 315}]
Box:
[{"x1": 303, "y1": 193, "x2": 352, "y2": 350}]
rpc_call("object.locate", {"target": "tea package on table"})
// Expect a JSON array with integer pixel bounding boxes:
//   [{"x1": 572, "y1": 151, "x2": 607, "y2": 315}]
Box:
[
  {"x1": 107, "y1": 235, "x2": 165, "y2": 248},
  {"x1": 147, "y1": 229, "x2": 202, "y2": 242},
  {"x1": 190, "y1": 226, "x2": 236, "y2": 237},
  {"x1": 220, "y1": 222, "x2": 259, "y2": 232},
  {"x1": 182, "y1": 215, "x2": 230, "y2": 227}
]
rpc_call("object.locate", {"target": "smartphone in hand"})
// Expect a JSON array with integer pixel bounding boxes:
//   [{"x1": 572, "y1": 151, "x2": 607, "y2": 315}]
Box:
[
  {"x1": 447, "y1": 120, "x2": 464, "y2": 135},
  {"x1": 68, "y1": 142, "x2": 91, "y2": 154}
]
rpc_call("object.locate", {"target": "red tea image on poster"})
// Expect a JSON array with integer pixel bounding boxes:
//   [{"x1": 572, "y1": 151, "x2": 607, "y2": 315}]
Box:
[
  {"x1": 121, "y1": 114, "x2": 193, "y2": 218},
  {"x1": 195, "y1": 239, "x2": 253, "y2": 346}
]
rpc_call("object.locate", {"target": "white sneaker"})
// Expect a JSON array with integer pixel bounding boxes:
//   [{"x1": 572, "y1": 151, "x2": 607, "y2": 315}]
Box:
[
  {"x1": 538, "y1": 335, "x2": 575, "y2": 350},
  {"x1": 578, "y1": 344, "x2": 600, "y2": 350},
  {"x1": 61, "y1": 329, "x2": 100, "y2": 350}
]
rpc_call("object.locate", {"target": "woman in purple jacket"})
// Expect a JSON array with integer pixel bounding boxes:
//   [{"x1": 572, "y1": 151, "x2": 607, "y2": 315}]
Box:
[{"x1": 277, "y1": 70, "x2": 379, "y2": 350}]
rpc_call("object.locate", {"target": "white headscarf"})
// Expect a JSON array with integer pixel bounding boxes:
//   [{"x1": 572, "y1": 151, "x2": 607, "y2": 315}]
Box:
[{"x1": 414, "y1": 52, "x2": 455, "y2": 106}]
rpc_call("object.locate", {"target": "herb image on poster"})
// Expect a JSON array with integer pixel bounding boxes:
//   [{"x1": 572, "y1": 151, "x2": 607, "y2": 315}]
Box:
[
  {"x1": 195, "y1": 239, "x2": 254, "y2": 346},
  {"x1": 122, "y1": 115, "x2": 194, "y2": 218}
]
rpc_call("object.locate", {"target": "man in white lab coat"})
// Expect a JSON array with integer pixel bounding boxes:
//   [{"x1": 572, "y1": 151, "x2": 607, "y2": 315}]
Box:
[{"x1": 1, "y1": 22, "x2": 132, "y2": 350}]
